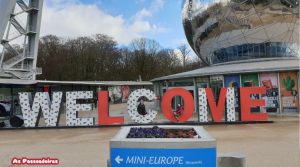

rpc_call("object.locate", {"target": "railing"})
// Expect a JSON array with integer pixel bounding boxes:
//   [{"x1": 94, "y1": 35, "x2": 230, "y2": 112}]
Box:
[
  {"x1": 2, "y1": 42, "x2": 19, "y2": 56},
  {"x1": 3, "y1": 54, "x2": 24, "y2": 68},
  {"x1": 10, "y1": 17, "x2": 26, "y2": 34},
  {"x1": 35, "y1": 67, "x2": 42, "y2": 75},
  {"x1": 16, "y1": 0, "x2": 29, "y2": 11}
]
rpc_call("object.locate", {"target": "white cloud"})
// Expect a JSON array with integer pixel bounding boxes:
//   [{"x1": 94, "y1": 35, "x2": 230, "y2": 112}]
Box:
[
  {"x1": 134, "y1": 0, "x2": 165, "y2": 20},
  {"x1": 40, "y1": 0, "x2": 166, "y2": 45},
  {"x1": 134, "y1": 8, "x2": 152, "y2": 21},
  {"x1": 151, "y1": 0, "x2": 165, "y2": 11}
]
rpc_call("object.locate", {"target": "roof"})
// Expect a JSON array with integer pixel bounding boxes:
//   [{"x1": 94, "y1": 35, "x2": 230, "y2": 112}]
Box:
[
  {"x1": 0, "y1": 79, "x2": 152, "y2": 86},
  {"x1": 151, "y1": 58, "x2": 300, "y2": 82},
  {"x1": 0, "y1": 79, "x2": 37, "y2": 85},
  {"x1": 37, "y1": 80, "x2": 152, "y2": 86}
]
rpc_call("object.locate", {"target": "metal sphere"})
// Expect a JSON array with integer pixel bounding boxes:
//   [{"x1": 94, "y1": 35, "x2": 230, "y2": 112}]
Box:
[{"x1": 182, "y1": 0, "x2": 299, "y2": 65}]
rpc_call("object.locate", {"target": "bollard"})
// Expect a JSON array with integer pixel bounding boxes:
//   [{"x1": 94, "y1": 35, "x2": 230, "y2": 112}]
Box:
[
  {"x1": 107, "y1": 159, "x2": 110, "y2": 167},
  {"x1": 217, "y1": 152, "x2": 246, "y2": 167}
]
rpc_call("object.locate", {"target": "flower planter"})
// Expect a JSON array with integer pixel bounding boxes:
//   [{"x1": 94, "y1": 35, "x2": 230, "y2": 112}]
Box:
[{"x1": 109, "y1": 125, "x2": 216, "y2": 167}]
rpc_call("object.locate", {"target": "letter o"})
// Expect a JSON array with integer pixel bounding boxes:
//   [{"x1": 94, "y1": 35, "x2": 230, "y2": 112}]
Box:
[{"x1": 161, "y1": 88, "x2": 194, "y2": 123}]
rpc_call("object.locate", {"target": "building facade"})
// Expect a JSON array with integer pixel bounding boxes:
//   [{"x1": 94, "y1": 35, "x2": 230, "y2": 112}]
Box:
[{"x1": 152, "y1": 0, "x2": 299, "y2": 115}]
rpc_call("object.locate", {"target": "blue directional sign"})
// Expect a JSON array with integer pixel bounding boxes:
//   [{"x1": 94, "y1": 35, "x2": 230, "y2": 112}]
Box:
[{"x1": 110, "y1": 147, "x2": 216, "y2": 167}]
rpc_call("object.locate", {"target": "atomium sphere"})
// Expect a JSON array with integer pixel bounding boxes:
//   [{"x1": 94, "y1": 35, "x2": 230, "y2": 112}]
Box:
[{"x1": 182, "y1": 0, "x2": 299, "y2": 65}]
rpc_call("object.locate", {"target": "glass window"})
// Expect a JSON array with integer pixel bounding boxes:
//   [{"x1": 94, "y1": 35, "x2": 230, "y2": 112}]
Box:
[
  {"x1": 196, "y1": 77, "x2": 209, "y2": 88},
  {"x1": 254, "y1": 45, "x2": 259, "y2": 52},
  {"x1": 210, "y1": 42, "x2": 299, "y2": 64},
  {"x1": 260, "y1": 43, "x2": 265, "y2": 56},
  {"x1": 225, "y1": 48, "x2": 231, "y2": 61},
  {"x1": 169, "y1": 78, "x2": 193, "y2": 87},
  {"x1": 238, "y1": 45, "x2": 243, "y2": 57},
  {"x1": 276, "y1": 43, "x2": 282, "y2": 53},
  {"x1": 232, "y1": 46, "x2": 238, "y2": 58},
  {"x1": 210, "y1": 75, "x2": 224, "y2": 101},
  {"x1": 196, "y1": 77, "x2": 209, "y2": 83},
  {"x1": 271, "y1": 43, "x2": 277, "y2": 56}
]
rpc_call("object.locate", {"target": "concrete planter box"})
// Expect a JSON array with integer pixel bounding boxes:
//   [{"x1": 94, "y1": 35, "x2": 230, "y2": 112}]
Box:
[{"x1": 109, "y1": 125, "x2": 216, "y2": 167}]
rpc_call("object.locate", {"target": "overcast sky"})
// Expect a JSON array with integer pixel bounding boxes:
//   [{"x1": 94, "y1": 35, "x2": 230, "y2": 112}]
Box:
[{"x1": 40, "y1": 0, "x2": 188, "y2": 49}]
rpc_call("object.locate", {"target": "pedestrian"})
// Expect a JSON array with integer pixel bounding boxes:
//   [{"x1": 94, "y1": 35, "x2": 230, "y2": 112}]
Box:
[
  {"x1": 174, "y1": 104, "x2": 183, "y2": 121},
  {"x1": 137, "y1": 99, "x2": 147, "y2": 116}
]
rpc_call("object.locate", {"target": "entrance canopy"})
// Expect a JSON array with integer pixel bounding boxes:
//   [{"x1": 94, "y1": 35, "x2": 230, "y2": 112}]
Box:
[{"x1": 0, "y1": 79, "x2": 152, "y2": 86}]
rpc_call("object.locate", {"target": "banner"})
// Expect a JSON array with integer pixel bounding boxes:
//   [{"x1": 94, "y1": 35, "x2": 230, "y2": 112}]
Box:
[
  {"x1": 279, "y1": 72, "x2": 299, "y2": 112},
  {"x1": 121, "y1": 86, "x2": 130, "y2": 102},
  {"x1": 224, "y1": 75, "x2": 240, "y2": 108},
  {"x1": 241, "y1": 74, "x2": 259, "y2": 87},
  {"x1": 108, "y1": 86, "x2": 122, "y2": 103},
  {"x1": 241, "y1": 74, "x2": 259, "y2": 112},
  {"x1": 260, "y1": 73, "x2": 279, "y2": 113}
]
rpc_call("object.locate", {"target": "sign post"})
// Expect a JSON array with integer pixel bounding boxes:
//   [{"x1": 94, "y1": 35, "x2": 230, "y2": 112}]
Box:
[{"x1": 109, "y1": 126, "x2": 216, "y2": 167}]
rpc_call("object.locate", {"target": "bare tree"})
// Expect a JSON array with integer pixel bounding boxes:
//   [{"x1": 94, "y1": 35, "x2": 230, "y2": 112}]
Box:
[
  {"x1": 178, "y1": 44, "x2": 191, "y2": 68},
  {"x1": 37, "y1": 34, "x2": 203, "y2": 81},
  {"x1": 129, "y1": 38, "x2": 161, "y2": 81}
]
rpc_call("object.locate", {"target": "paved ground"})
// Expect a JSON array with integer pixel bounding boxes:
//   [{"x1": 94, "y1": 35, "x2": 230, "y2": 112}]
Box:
[{"x1": 0, "y1": 115, "x2": 298, "y2": 167}]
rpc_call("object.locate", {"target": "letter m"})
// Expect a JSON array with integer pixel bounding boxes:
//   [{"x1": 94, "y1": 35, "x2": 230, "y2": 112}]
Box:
[{"x1": 126, "y1": 157, "x2": 135, "y2": 164}]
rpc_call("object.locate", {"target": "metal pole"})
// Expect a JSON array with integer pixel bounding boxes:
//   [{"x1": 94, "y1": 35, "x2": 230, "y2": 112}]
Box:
[
  {"x1": 297, "y1": 71, "x2": 300, "y2": 114},
  {"x1": 193, "y1": 77, "x2": 200, "y2": 123},
  {"x1": 277, "y1": 72, "x2": 282, "y2": 115},
  {"x1": 10, "y1": 86, "x2": 13, "y2": 117}
]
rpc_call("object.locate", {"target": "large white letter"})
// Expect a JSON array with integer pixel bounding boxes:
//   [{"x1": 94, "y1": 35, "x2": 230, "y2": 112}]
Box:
[
  {"x1": 226, "y1": 88, "x2": 236, "y2": 122},
  {"x1": 127, "y1": 89, "x2": 157, "y2": 123},
  {"x1": 198, "y1": 88, "x2": 208, "y2": 122},
  {"x1": 66, "y1": 91, "x2": 94, "y2": 126},
  {"x1": 19, "y1": 92, "x2": 62, "y2": 127}
]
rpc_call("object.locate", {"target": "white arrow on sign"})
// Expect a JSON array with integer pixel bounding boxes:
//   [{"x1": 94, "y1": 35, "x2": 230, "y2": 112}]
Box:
[{"x1": 115, "y1": 155, "x2": 123, "y2": 164}]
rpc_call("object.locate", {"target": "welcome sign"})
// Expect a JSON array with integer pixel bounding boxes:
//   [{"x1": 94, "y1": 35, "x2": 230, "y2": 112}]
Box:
[{"x1": 18, "y1": 87, "x2": 268, "y2": 128}]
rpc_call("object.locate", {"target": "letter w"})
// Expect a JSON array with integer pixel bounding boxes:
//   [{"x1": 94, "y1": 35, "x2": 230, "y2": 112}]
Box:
[{"x1": 19, "y1": 92, "x2": 62, "y2": 127}]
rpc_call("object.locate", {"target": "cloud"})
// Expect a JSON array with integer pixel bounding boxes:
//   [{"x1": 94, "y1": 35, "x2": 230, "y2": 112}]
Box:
[
  {"x1": 134, "y1": 0, "x2": 165, "y2": 20},
  {"x1": 132, "y1": 0, "x2": 167, "y2": 34},
  {"x1": 40, "y1": 0, "x2": 166, "y2": 45},
  {"x1": 151, "y1": 0, "x2": 165, "y2": 11},
  {"x1": 134, "y1": 9, "x2": 152, "y2": 20}
]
